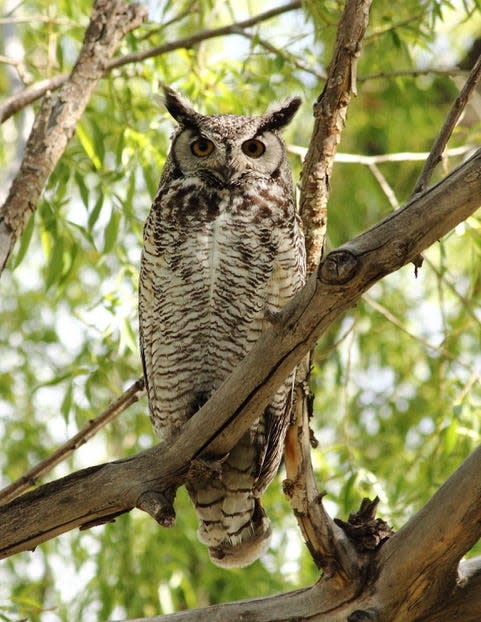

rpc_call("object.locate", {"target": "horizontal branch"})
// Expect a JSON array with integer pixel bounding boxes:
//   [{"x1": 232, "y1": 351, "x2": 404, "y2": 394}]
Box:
[
  {"x1": 0, "y1": 148, "x2": 480, "y2": 561},
  {"x1": 131, "y1": 526, "x2": 481, "y2": 622},
  {"x1": 289, "y1": 145, "x2": 475, "y2": 164},
  {"x1": 120, "y1": 558, "x2": 481, "y2": 622}
]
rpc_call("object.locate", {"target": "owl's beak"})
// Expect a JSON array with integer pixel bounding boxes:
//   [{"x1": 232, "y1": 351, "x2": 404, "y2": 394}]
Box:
[{"x1": 217, "y1": 165, "x2": 235, "y2": 181}]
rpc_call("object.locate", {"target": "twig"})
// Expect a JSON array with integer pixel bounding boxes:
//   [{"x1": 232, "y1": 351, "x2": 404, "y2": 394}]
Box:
[
  {"x1": 299, "y1": 0, "x2": 373, "y2": 276},
  {"x1": 288, "y1": 145, "x2": 474, "y2": 164},
  {"x1": 236, "y1": 29, "x2": 327, "y2": 81},
  {"x1": 364, "y1": 295, "x2": 478, "y2": 372},
  {"x1": 409, "y1": 53, "x2": 481, "y2": 271},
  {"x1": 367, "y1": 162, "x2": 400, "y2": 209},
  {"x1": 0, "y1": 0, "x2": 148, "y2": 275},
  {"x1": 0, "y1": 378, "x2": 145, "y2": 505},
  {"x1": 358, "y1": 67, "x2": 464, "y2": 82},
  {"x1": 413, "y1": 53, "x2": 481, "y2": 195},
  {"x1": 0, "y1": 1, "x2": 302, "y2": 124}
]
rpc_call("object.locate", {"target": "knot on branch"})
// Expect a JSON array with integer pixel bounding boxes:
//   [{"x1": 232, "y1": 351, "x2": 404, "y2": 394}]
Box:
[
  {"x1": 187, "y1": 456, "x2": 227, "y2": 483},
  {"x1": 136, "y1": 489, "x2": 176, "y2": 528},
  {"x1": 334, "y1": 497, "x2": 394, "y2": 553},
  {"x1": 319, "y1": 249, "x2": 359, "y2": 284},
  {"x1": 347, "y1": 608, "x2": 379, "y2": 621}
]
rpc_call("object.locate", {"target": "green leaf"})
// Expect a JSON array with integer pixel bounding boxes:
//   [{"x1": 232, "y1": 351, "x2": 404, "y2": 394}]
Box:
[
  {"x1": 12, "y1": 212, "x2": 36, "y2": 269},
  {"x1": 103, "y1": 208, "x2": 121, "y2": 254},
  {"x1": 88, "y1": 192, "x2": 104, "y2": 233},
  {"x1": 60, "y1": 383, "x2": 73, "y2": 425},
  {"x1": 77, "y1": 122, "x2": 102, "y2": 169},
  {"x1": 45, "y1": 236, "x2": 64, "y2": 289},
  {"x1": 442, "y1": 419, "x2": 459, "y2": 455},
  {"x1": 75, "y1": 171, "x2": 90, "y2": 208}
]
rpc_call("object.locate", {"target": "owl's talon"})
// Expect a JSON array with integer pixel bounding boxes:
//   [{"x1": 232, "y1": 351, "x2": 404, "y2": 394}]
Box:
[
  {"x1": 137, "y1": 489, "x2": 176, "y2": 528},
  {"x1": 264, "y1": 309, "x2": 282, "y2": 325},
  {"x1": 187, "y1": 456, "x2": 227, "y2": 482}
]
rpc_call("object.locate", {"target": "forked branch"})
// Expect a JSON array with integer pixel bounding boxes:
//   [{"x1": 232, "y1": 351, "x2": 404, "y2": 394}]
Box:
[
  {"x1": 284, "y1": 0, "x2": 373, "y2": 585},
  {"x1": 0, "y1": 149, "x2": 480, "y2": 562}
]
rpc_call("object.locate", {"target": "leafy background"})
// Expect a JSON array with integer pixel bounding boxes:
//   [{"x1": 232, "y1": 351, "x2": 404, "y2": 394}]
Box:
[{"x1": 1, "y1": 0, "x2": 481, "y2": 620}]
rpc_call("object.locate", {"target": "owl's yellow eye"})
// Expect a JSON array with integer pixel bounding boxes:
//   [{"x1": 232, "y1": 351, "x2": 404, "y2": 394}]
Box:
[
  {"x1": 190, "y1": 138, "x2": 215, "y2": 157},
  {"x1": 241, "y1": 139, "x2": 266, "y2": 158}
]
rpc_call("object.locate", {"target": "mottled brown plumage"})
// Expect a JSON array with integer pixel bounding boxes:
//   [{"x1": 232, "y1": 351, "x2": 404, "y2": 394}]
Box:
[{"x1": 139, "y1": 87, "x2": 305, "y2": 567}]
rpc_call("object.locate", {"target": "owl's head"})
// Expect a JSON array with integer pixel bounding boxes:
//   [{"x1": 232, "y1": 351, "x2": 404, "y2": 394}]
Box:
[{"x1": 162, "y1": 86, "x2": 301, "y2": 186}]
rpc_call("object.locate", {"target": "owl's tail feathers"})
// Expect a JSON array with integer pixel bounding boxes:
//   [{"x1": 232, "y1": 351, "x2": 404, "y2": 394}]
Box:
[{"x1": 200, "y1": 499, "x2": 272, "y2": 568}]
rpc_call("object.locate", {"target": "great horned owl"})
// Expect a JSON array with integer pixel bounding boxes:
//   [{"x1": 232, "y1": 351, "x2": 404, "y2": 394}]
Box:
[{"x1": 139, "y1": 87, "x2": 305, "y2": 567}]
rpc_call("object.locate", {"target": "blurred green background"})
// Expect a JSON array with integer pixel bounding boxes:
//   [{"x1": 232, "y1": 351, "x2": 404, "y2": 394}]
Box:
[{"x1": 1, "y1": 1, "x2": 481, "y2": 620}]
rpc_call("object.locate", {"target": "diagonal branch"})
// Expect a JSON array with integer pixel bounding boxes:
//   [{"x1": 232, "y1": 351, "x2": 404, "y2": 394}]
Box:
[
  {"x1": 413, "y1": 52, "x2": 481, "y2": 195},
  {"x1": 0, "y1": 148, "x2": 479, "y2": 561},
  {"x1": 409, "y1": 52, "x2": 481, "y2": 271},
  {"x1": 0, "y1": 1, "x2": 302, "y2": 124},
  {"x1": 0, "y1": 0, "x2": 147, "y2": 275}
]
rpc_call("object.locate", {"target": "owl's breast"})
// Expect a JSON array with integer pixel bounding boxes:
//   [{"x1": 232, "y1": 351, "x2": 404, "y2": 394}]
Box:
[{"x1": 140, "y1": 178, "x2": 302, "y2": 429}]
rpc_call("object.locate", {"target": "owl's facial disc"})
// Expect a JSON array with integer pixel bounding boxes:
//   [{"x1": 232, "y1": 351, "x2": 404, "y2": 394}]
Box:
[{"x1": 172, "y1": 126, "x2": 284, "y2": 184}]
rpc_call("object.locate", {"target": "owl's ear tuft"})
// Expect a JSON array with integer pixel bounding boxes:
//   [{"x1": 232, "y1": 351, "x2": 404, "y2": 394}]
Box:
[
  {"x1": 258, "y1": 97, "x2": 302, "y2": 133},
  {"x1": 161, "y1": 85, "x2": 199, "y2": 127}
]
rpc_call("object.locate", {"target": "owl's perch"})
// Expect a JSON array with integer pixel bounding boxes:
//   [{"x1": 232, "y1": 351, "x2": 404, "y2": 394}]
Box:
[{"x1": 0, "y1": 149, "x2": 480, "y2": 616}]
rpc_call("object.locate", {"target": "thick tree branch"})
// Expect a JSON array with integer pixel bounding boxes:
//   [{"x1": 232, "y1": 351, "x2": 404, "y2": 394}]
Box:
[
  {"x1": 0, "y1": 0, "x2": 147, "y2": 274},
  {"x1": 0, "y1": 1, "x2": 301, "y2": 124},
  {"x1": 121, "y1": 453, "x2": 481, "y2": 621},
  {"x1": 300, "y1": 0, "x2": 372, "y2": 276},
  {"x1": 0, "y1": 148, "x2": 479, "y2": 562},
  {"x1": 374, "y1": 444, "x2": 481, "y2": 620}
]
